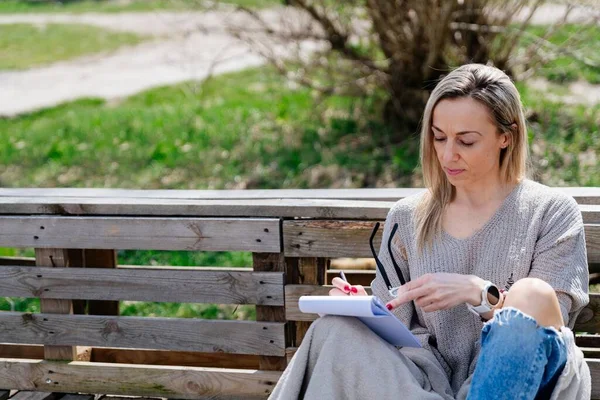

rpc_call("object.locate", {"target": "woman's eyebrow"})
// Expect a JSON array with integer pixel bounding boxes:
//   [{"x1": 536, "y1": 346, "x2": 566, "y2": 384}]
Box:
[{"x1": 432, "y1": 124, "x2": 482, "y2": 136}]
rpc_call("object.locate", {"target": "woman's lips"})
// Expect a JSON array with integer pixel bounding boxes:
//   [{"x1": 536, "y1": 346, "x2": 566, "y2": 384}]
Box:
[{"x1": 445, "y1": 168, "x2": 465, "y2": 176}]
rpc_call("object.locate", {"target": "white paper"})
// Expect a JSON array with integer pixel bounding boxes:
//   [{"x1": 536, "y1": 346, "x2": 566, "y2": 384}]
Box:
[{"x1": 299, "y1": 295, "x2": 421, "y2": 348}]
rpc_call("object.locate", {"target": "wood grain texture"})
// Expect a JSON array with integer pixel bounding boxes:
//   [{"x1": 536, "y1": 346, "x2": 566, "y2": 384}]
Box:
[
  {"x1": 0, "y1": 312, "x2": 285, "y2": 356},
  {"x1": 574, "y1": 293, "x2": 600, "y2": 333},
  {"x1": 294, "y1": 258, "x2": 326, "y2": 346},
  {"x1": 0, "y1": 196, "x2": 596, "y2": 220},
  {"x1": 0, "y1": 187, "x2": 597, "y2": 203},
  {"x1": 0, "y1": 344, "x2": 260, "y2": 369},
  {"x1": 0, "y1": 359, "x2": 281, "y2": 399},
  {"x1": 590, "y1": 359, "x2": 600, "y2": 399},
  {"x1": 35, "y1": 249, "x2": 76, "y2": 362},
  {"x1": 90, "y1": 347, "x2": 259, "y2": 369},
  {"x1": 284, "y1": 220, "x2": 600, "y2": 262},
  {"x1": 253, "y1": 253, "x2": 288, "y2": 371},
  {"x1": 0, "y1": 217, "x2": 280, "y2": 252},
  {"x1": 0, "y1": 266, "x2": 284, "y2": 305},
  {"x1": 9, "y1": 392, "x2": 57, "y2": 400},
  {"x1": 84, "y1": 249, "x2": 119, "y2": 316}
]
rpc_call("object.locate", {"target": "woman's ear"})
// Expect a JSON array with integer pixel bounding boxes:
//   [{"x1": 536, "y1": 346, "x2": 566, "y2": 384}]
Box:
[{"x1": 500, "y1": 124, "x2": 516, "y2": 149}]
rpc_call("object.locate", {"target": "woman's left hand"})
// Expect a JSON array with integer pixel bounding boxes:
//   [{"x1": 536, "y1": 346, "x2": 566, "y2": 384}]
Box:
[{"x1": 386, "y1": 273, "x2": 485, "y2": 313}]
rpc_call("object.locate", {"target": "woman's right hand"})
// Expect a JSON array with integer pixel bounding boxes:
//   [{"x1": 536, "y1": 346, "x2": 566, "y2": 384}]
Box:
[{"x1": 329, "y1": 277, "x2": 368, "y2": 296}]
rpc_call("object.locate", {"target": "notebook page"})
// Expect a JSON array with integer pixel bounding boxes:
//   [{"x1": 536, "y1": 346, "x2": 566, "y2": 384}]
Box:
[{"x1": 299, "y1": 296, "x2": 380, "y2": 317}]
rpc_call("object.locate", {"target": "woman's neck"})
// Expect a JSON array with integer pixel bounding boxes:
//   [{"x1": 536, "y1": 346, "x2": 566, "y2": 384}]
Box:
[{"x1": 452, "y1": 176, "x2": 517, "y2": 209}]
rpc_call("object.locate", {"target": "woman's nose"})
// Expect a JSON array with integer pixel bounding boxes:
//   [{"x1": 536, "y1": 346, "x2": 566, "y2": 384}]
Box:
[{"x1": 443, "y1": 142, "x2": 458, "y2": 163}]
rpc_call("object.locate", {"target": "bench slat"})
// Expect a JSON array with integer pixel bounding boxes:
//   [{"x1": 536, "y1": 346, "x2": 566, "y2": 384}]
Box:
[
  {"x1": 283, "y1": 220, "x2": 600, "y2": 262},
  {"x1": 0, "y1": 266, "x2": 283, "y2": 306},
  {"x1": 0, "y1": 217, "x2": 280, "y2": 252},
  {"x1": 0, "y1": 197, "x2": 597, "y2": 221},
  {"x1": 0, "y1": 359, "x2": 280, "y2": 399},
  {"x1": 0, "y1": 344, "x2": 260, "y2": 369},
  {"x1": 0, "y1": 312, "x2": 285, "y2": 356},
  {"x1": 0, "y1": 187, "x2": 598, "y2": 204}
]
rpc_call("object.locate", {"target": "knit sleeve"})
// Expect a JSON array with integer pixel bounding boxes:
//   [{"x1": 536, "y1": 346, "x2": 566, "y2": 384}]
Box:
[
  {"x1": 370, "y1": 204, "x2": 431, "y2": 346},
  {"x1": 528, "y1": 194, "x2": 589, "y2": 329}
]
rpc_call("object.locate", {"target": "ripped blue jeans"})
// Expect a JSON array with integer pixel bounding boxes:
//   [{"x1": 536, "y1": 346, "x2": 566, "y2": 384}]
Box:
[{"x1": 467, "y1": 307, "x2": 568, "y2": 400}]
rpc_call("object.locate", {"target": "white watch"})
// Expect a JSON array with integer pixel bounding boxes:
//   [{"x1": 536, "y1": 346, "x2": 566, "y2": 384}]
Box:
[{"x1": 466, "y1": 281, "x2": 502, "y2": 316}]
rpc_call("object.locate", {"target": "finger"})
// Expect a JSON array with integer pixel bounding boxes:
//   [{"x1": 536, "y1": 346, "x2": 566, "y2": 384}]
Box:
[
  {"x1": 396, "y1": 274, "x2": 429, "y2": 294},
  {"x1": 421, "y1": 300, "x2": 441, "y2": 313},
  {"x1": 331, "y1": 277, "x2": 351, "y2": 294},
  {"x1": 387, "y1": 286, "x2": 431, "y2": 309},
  {"x1": 351, "y1": 285, "x2": 368, "y2": 296}
]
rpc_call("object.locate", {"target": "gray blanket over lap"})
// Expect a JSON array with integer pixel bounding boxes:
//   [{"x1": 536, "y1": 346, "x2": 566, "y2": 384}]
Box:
[{"x1": 268, "y1": 315, "x2": 589, "y2": 400}]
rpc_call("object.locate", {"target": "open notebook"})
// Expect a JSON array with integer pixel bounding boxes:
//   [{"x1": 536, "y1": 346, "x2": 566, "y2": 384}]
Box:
[{"x1": 299, "y1": 295, "x2": 421, "y2": 348}]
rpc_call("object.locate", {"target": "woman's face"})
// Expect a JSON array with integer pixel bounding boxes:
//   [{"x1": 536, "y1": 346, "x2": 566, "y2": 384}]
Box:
[{"x1": 431, "y1": 97, "x2": 510, "y2": 188}]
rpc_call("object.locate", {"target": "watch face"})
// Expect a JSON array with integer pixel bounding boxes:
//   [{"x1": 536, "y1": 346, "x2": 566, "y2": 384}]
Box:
[{"x1": 487, "y1": 285, "x2": 501, "y2": 306}]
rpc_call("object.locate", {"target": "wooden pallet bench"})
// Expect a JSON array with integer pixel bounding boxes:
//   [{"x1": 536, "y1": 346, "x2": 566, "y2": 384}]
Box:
[{"x1": 0, "y1": 188, "x2": 598, "y2": 399}]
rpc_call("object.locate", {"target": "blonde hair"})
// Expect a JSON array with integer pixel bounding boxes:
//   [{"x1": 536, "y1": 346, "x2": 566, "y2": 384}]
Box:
[{"x1": 415, "y1": 64, "x2": 529, "y2": 251}]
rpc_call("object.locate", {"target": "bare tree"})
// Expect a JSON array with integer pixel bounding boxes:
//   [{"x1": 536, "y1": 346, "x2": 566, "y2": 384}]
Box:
[{"x1": 226, "y1": 0, "x2": 599, "y2": 141}]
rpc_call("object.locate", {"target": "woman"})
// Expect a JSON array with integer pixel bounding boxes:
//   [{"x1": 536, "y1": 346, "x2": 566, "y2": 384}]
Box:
[{"x1": 269, "y1": 64, "x2": 590, "y2": 399}]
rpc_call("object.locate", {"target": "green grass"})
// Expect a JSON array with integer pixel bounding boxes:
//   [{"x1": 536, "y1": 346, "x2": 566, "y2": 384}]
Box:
[
  {"x1": 0, "y1": 67, "x2": 398, "y2": 189},
  {"x1": 0, "y1": 0, "x2": 280, "y2": 13},
  {"x1": 0, "y1": 23, "x2": 144, "y2": 70},
  {"x1": 522, "y1": 24, "x2": 600, "y2": 84}
]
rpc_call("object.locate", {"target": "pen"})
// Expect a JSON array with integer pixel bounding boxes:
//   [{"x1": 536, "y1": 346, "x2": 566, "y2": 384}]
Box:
[{"x1": 339, "y1": 270, "x2": 347, "y2": 282}]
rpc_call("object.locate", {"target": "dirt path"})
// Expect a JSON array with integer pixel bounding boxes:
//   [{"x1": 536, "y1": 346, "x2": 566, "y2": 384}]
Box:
[{"x1": 0, "y1": 7, "x2": 319, "y2": 116}]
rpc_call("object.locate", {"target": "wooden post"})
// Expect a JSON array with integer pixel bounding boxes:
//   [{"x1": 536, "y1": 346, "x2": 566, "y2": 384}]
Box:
[
  {"x1": 84, "y1": 249, "x2": 119, "y2": 316},
  {"x1": 295, "y1": 257, "x2": 326, "y2": 346},
  {"x1": 35, "y1": 248, "x2": 77, "y2": 361},
  {"x1": 253, "y1": 252, "x2": 291, "y2": 371}
]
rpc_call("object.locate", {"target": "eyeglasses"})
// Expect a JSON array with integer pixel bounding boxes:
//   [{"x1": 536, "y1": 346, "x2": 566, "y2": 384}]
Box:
[{"x1": 369, "y1": 222, "x2": 406, "y2": 297}]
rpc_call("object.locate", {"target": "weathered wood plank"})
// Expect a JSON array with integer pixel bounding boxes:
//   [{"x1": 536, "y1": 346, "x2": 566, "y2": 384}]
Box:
[
  {"x1": 283, "y1": 220, "x2": 600, "y2": 262},
  {"x1": 0, "y1": 313, "x2": 285, "y2": 356},
  {"x1": 0, "y1": 266, "x2": 284, "y2": 306},
  {"x1": 90, "y1": 347, "x2": 259, "y2": 369},
  {"x1": 0, "y1": 187, "x2": 597, "y2": 204},
  {"x1": 84, "y1": 249, "x2": 119, "y2": 316},
  {"x1": 575, "y1": 293, "x2": 600, "y2": 333},
  {"x1": 35, "y1": 249, "x2": 76, "y2": 362},
  {"x1": 284, "y1": 220, "x2": 383, "y2": 258},
  {"x1": 253, "y1": 253, "x2": 289, "y2": 371},
  {"x1": 9, "y1": 392, "x2": 57, "y2": 400},
  {"x1": 0, "y1": 359, "x2": 281, "y2": 399},
  {"x1": 590, "y1": 359, "x2": 600, "y2": 399},
  {"x1": 0, "y1": 197, "x2": 596, "y2": 221},
  {"x1": 0, "y1": 197, "x2": 394, "y2": 219},
  {"x1": 577, "y1": 334, "x2": 600, "y2": 347},
  {"x1": 295, "y1": 258, "x2": 326, "y2": 346},
  {"x1": 0, "y1": 217, "x2": 280, "y2": 252},
  {"x1": 0, "y1": 344, "x2": 260, "y2": 369}
]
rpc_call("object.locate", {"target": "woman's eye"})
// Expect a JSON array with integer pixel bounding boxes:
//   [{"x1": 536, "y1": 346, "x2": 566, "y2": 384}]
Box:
[
  {"x1": 461, "y1": 142, "x2": 474, "y2": 146},
  {"x1": 433, "y1": 137, "x2": 446, "y2": 142}
]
